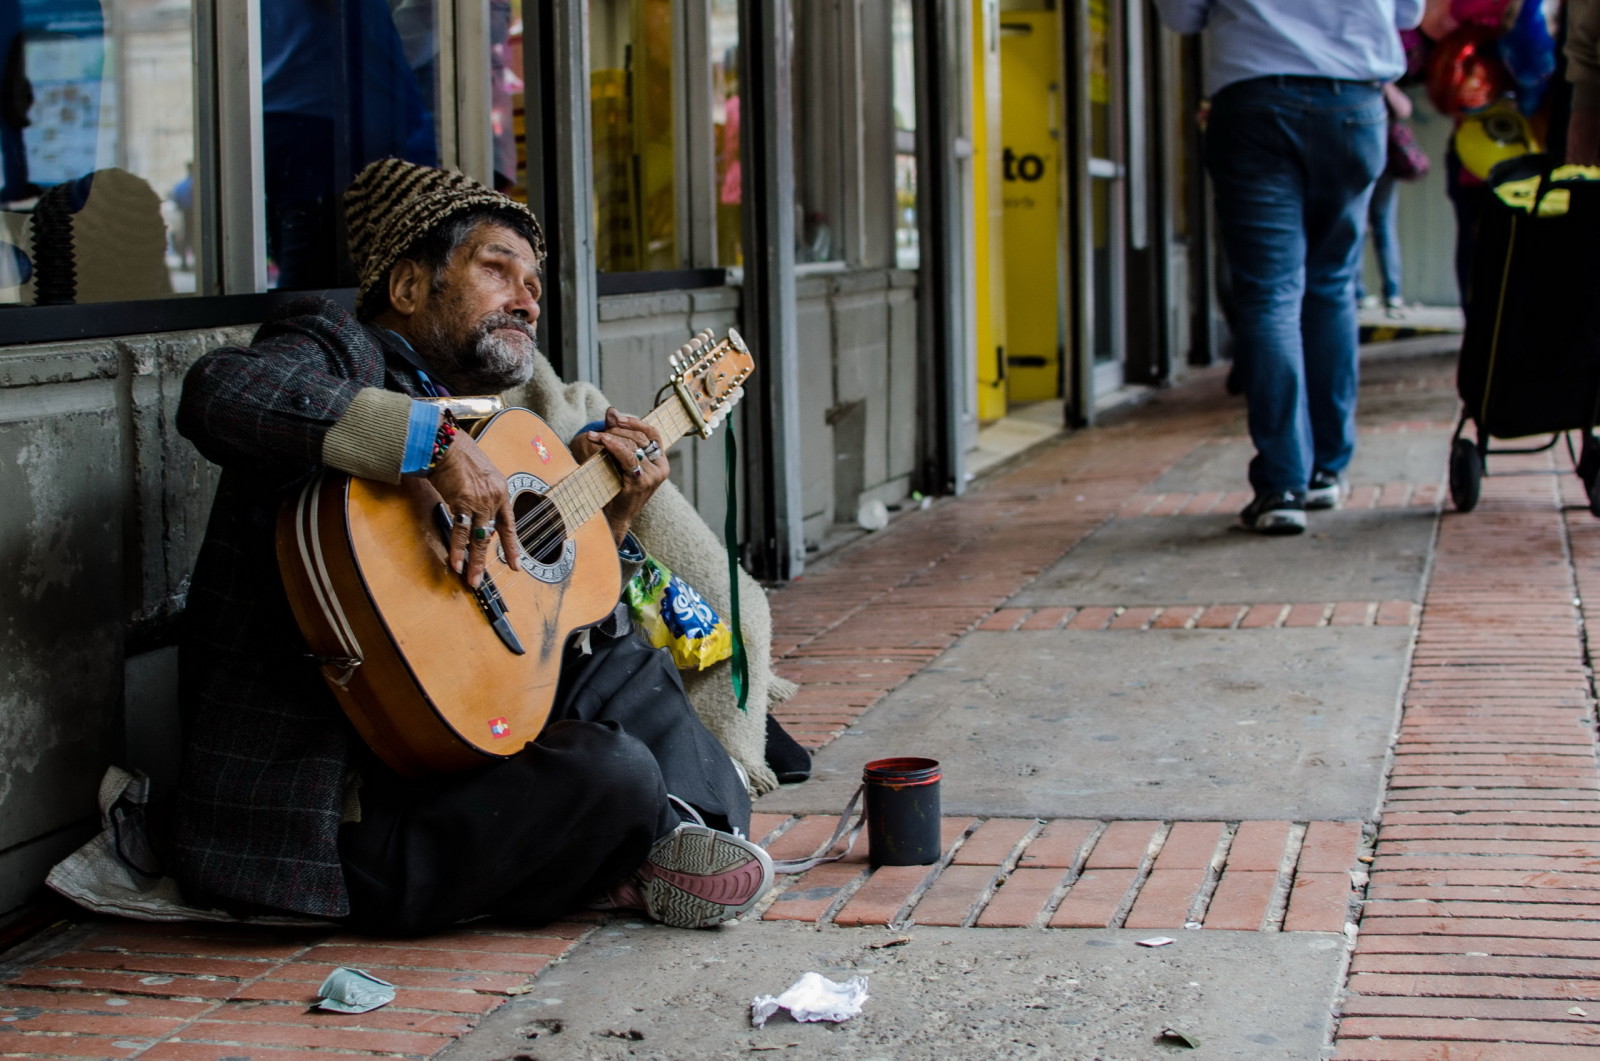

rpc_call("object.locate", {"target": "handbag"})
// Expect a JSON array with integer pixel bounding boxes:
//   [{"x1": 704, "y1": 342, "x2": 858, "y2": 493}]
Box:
[{"x1": 1386, "y1": 120, "x2": 1431, "y2": 181}]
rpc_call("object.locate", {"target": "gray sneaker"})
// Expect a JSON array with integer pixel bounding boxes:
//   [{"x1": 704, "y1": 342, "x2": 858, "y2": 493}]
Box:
[
  {"x1": 1305, "y1": 470, "x2": 1348, "y2": 511},
  {"x1": 1239, "y1": 490, "x2": 1307, "y2": 535},
  {"x1": 607, "y1": 822, "x2": 774, "y2": 929}
]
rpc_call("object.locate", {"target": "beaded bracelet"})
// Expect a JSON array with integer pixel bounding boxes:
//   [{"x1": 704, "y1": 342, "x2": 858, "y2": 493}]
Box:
[{"x1": 426, "y1": 410, "x2": 459, "y2": 472}]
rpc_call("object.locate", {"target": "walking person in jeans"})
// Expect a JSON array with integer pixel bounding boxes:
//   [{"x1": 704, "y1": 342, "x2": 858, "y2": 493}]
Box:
[{"x1": 1154, "y1": 1, "x2": 1424, "y2": 534}]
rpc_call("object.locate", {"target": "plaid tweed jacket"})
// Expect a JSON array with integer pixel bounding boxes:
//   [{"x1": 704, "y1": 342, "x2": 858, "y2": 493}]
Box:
[{"x1": 170, "y1": 297, "x2": 435, "y2": 918}]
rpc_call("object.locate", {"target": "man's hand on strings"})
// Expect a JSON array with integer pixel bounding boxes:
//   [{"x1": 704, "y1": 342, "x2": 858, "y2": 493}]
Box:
[
  {"x1": 426, "y1": 431, "x2": 521, "y2": 587},
  {"x1": 571, "y1": 408, "x2": 669, "y2": 544}
]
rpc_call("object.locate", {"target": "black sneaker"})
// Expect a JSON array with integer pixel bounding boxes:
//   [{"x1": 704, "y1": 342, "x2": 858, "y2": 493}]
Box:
[
  {"x1": 1239, "y1": 490, "x2": 1307, "y2": 535},
  {"x1": 1305, "y1": 470, "x2": 1348, "y2": 511}
]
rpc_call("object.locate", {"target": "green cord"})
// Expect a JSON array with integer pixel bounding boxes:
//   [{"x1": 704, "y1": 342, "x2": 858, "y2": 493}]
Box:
[{"x1": 723, "y1": 407, "x2": 749, "y2": 711}]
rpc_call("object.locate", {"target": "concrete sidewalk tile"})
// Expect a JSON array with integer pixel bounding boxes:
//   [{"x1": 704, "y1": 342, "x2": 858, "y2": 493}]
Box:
[
  {"x1": 832, "y1": 865, "x2": 936, "y2": 927},
  {"x1": 1283, "y1": 872, "x2": 1353, "y2": 932},
  {"x1": 1084, "y1": 821, "x2": 1161, "y2": 869},
  {"x1": 1019, "y1": 607, "x2": 1072, "y2": 631},
  {"x1": 1123, "y1": 868, "x2": 1207, "y2": 928},
  {"x1": 1065, "y1": 606, "x2": 1116, "y2": 630},
  {"x1": 952, "y1": 818, "x2": 1038, "y2": 866},
  {"x1": 1204, "y1": 870, "x2": 1278, "y2": 931},
  {"x1": 909, "y1": 865, "x2": 1001, "y2": 926},
  {"x1": 976, "y1": 867, "x2": 1070, "y2": 927},
  {"x1": 1151, "y1": 606, "x2": 1201, "y2": 629},
  {"x1": 1196, "y1": 604, "x2": 1245, "y2": 629},
  {"x1": 761, "y1": 860, "x2": 867, "y2": 923},
  {"x1": 1283, "y1": 602, "x2": 1330, "y2": 627},
  {"x1": 1018, "y1": 819, "x2": 1098, "y2": 868},
  {"x1": 1048, "y1": 869, "x2": 1140, "y2": 928},
  {"x1": 1298, "y1": 821, "x2": 1364, "y2": 873},
  {"x1": 1153, "y1": 822, "x2": 1226, "y2": 870},
  {"x1": 1227, "y1": 820, "x2": 1294, "y2": 871}
]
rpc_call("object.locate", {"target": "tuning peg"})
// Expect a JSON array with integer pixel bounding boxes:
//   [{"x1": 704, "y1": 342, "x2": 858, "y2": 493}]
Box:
[{"x1": 699, "y1": 327, "x2": 715, "y2": 343}]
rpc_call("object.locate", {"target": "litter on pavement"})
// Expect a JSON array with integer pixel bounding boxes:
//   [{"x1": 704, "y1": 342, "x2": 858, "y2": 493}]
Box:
[
  {"x1": 751, "y1": 972, "x2": 869, "y2": 1027},
  {"x1": 313, "y1": 967, "x2": 396, "y2": 1014}
]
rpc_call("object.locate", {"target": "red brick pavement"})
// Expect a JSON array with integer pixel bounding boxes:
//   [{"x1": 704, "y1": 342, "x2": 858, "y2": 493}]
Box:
[{"x1": 1333, "y1": 456, "x2": 1600, "y2": 1060}]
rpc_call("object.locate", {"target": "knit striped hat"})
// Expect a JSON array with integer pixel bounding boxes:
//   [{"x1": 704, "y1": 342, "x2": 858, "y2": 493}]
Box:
[{"x1": 344, "y1": 158, "x2": 544, "y2": 314}]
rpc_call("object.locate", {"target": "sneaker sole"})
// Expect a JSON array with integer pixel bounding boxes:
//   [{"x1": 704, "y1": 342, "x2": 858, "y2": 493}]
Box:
[
  {"x1": 639, "y1": 825, "x2": 774, "y2": 929},
  {"x1": 1242, "y1": 510, "x2": 1307, "y2": 534},
  {"x1": 1304, "y1": 488, "x2": 1345, "y2": 511}
]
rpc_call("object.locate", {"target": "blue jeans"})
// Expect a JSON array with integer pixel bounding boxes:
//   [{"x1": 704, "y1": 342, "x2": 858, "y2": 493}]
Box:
[
  {"x1": 1205, "y1": 76, "x2": 1387, "y2": 495},
  {"x1": 1357, "y1": 172, "x2": 1401, "y2": 301}
]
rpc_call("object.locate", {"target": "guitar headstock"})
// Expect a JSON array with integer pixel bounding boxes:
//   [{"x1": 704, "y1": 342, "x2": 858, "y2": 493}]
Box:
[{"x1": 668, "y1": 327, "x2": 756, "y2": 439}]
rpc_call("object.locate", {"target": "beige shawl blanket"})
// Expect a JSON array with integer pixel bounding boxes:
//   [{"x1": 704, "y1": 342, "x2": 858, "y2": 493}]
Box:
[{"x1": 513, "y1": 354, "x2": 797, "y2": 795}]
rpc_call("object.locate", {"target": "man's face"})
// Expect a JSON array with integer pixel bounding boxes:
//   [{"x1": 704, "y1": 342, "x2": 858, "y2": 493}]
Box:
[{"x1": 408, "y1": 222, "x2": 543, "y2": 393}]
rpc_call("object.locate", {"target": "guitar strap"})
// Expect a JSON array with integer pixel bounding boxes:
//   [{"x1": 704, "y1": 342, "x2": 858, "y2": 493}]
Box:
[{"x1": 723, "y1": 408, "x2": 750, "y2": 712}]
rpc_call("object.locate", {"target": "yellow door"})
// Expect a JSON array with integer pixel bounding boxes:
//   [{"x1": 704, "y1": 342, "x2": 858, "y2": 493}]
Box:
[
  {"x1": 999, "y1": 10, "x2": 1062, "y2": 403},
  {"x1": 972, "y1": 0, "x2": 1007, "y2": 422}
]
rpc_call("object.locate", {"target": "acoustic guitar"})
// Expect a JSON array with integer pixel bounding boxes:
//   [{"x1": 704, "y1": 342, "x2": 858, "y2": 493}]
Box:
[{"x1": 276, "y1": 329, "x2": 754, "y2": 777}]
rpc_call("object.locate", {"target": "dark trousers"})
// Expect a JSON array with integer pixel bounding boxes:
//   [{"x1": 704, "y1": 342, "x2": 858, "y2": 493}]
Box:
[{"x1": 338, "y1": 626, "x2": 749, "y2": 935}]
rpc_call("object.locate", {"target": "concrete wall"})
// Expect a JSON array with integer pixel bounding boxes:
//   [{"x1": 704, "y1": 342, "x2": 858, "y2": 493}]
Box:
[
  {"x1": 0, "y1": 325, "x2": 242, "y2": 919},
  {"x1": 0, "y1": 267, "x2": 918, "y2": 919}
]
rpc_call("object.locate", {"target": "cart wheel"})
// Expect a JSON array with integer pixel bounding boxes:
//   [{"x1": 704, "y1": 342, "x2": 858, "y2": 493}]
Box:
[{"x1": 1450, "y1": 437, "x2": 1483, "y2": 512}]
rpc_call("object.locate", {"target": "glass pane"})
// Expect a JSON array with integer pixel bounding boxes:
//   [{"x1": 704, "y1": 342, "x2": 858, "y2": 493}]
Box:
[
  {"x1": 492, "y1": 0, "x2": 524, "y2": 198},
  {"x1": 590, "y1": 0, "x2": 680, "y2": 273},
  {"x1": 892, "y1": 0, "x2": 917, "y2": 269},
  {"x1": 1088, "y1": 0, "x2": 1111, "y2": 160},
  {"x1": 790, "y1": 4, "x2": 843, "y2": 263},
  {"x1": 260, "y1": 0, "x2": 442, "y2": 291},
  {"x1": 710, "y1": 0, "x2": 740, "y2": 267},
  {"x1": 1, "y1": 0, "x2": 198, "y2": 306}
]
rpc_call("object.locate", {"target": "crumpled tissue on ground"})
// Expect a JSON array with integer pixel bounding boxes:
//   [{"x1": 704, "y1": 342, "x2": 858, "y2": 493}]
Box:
[{"x1": 750, "y1": 971, "x2": 869, "y2": 1027}]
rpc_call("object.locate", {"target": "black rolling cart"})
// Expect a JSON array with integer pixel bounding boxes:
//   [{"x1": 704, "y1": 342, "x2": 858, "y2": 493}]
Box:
[{"x1": 1450, "y1": 156, "x2": 1600, "y2": 514}]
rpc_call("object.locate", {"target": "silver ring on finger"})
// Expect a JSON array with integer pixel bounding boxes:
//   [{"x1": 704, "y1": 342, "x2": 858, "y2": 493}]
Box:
[
  {"x1": 633, "y1": 447, "x2": 647, "y2": 463},
  {"x1": 631, "y1": 464, "x2": 644, "y2": 479},
  {"x1": 642, "y1": 440, "x2": 661, "y2": 460},
  {"x1": 471, "y1": 521, "x2": 496, "y2": 541},
  {"x1": 454, "y1": 512, "x2": 472, "y2": 528}
]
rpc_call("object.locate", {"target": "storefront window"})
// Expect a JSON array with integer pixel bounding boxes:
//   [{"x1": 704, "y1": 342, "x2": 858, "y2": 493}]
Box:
[
  {"x1": 590, "y1": 0, "x2": 680, "y2": 273},
  {"x1": 260, "y1": 0, "x2": 441, "y2": 291},
  {"x1": 791, "y1": 3, "x2": 842, "y2": 264},
  {"x1": 892, "y1": 0, "x2": 918, "y2": 269},
  {"x1": 710, "y1": 0, "x2": 740, "y2": 268},
  {"x1": 0, "y1": 0, "x2": 197, "y2": 306}
]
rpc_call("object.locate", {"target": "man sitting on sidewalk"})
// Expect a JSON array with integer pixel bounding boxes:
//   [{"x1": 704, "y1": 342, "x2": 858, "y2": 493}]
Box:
[
  {"x1": 1153, "y1": 0, "x2": 1423, "y2": 534},
  {"x1": 168, "y1": 159, "x2": 772, "y2": 935}
]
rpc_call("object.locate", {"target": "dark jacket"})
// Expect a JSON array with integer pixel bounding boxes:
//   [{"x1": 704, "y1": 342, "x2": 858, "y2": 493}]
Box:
[{"x1": 171, "y1": 297, "x2": 428, "y2": 918}]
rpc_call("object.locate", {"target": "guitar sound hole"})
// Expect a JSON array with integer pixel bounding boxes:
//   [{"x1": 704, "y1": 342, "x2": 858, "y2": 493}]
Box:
[{"x1": 514, "y1": 492, "x2": 568, "y2": 566}]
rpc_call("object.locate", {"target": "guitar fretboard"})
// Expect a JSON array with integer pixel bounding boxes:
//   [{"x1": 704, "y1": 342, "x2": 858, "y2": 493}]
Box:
[{"x1": 541, "y1": 398, "x2": 698, "y2": 535}]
